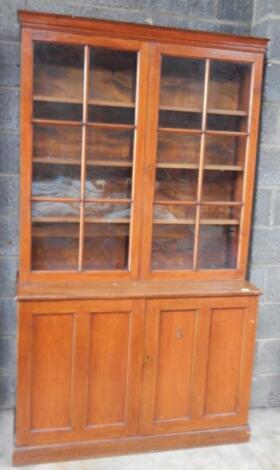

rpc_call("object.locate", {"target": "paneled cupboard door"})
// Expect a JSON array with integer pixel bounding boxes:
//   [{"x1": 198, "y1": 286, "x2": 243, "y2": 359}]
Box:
[
  {"x1": 140, "y1": 44, "x2": 263, "y2": 280},
  {"x1": 140, "y1": 297, "x2": 257, "y2": 435},
  {"x1": 20, "y1": 31, "x2": 149, "y2": 281},
  {"x1": 15, "y1": 299, "x2": 145, "y2": 446}
]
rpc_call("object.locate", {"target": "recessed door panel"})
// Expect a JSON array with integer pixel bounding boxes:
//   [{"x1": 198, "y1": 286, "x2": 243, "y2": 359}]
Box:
[
  {"x1": 154, "y1": 309, "x2": 195, "y2": 421},
  {"x1": 87, "y1": 312, "x2": 130, "y2": 426},
  {"x1": 204, "y1": 307, "x2": 245, "y2": 416},
  {"x1": 30, "y1": 313, "x2": 74, "y2": 431}
]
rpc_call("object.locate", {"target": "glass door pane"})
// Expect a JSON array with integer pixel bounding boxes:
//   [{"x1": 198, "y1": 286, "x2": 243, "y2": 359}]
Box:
[
  {"x1": 150, "y1": 54, "x2": 252, "y2": 273},
  {"x1": 31, "y1": 202, "x2": 80, "y2": 270},
  {"x1": 31, "y1": 42, "x2": 84, "y2": 270},
  {"x1": 207, "y1": 61, "x2": 251, "y2": 132},
  {"x1": 151, "y1": 56, "x2": 205, "y2": 270},
  {"x1": 83, "y1": 46, "x2": 137, "y2": 271},
  {"x1": 33, "y1": 43, "x2": 84, "y2": 121},
  {"x1": 31, "y1": 42, "x2": 138, "y2": 273},
  {"x1": 198, "y1": 206, "x2": 240, "y2": 269}
]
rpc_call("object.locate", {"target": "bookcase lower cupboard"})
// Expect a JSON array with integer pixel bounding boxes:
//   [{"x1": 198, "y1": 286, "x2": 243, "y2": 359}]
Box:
[
  {"x1": 15, "y1": 282, "x2": 259, "y2": 465},
  {"x1": 14, "y1": 10, "x2": 267, "y2": 466}
]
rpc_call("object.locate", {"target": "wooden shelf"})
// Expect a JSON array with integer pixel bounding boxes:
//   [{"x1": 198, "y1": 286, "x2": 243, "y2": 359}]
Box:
[
  {"x1": 204, "y1": 164, "x2": 243, "y2": 171},
  {"x1": 206, "y1": 130, "x2": 248, "y2": 137},
  {"x1": 33, "y1": 157, "x2": 133, "y2": 168},
  {"x1": 32, "y1": 196, "x2": 132, "y2": 204},
  {"x1": 154, "y1": 218, "x2": 239, "y2": 225},
  {"x1": 157, "y1": 163, "x2": 243, "y2": 171},
  {"x1": 87, "y1": 122, "x2": 135, "y2": 130},
  {"x1": 158, "y1": 128, "x2": 248, "y2": 136},
  {"x1": 32, "y1": 217, "x2": 130, "y2": 224},
  {"x1": 33, "y1": 118, "x2": 135, "y2": 130},
  {"x1": 33, "y1": 95, "x2": 135, "y2": 108},
  {"x1": 208, "y1": 108, "x2": 247, "y2": 116},
  {"x1": 154, "y1": 200, "x2": 243, "y2": 207},
  {"x1": 157, "y1": 163, "x2": 198, "y2": 170},
  {"x1": 33, "y1": 118, "x2": 82, "y2": 126},
  {"x1": 159, "y1": 105, "x2": 247, "y2": 117},
  {"x1": 158, "y1": 127, "x2": 202, "y2": 135}
]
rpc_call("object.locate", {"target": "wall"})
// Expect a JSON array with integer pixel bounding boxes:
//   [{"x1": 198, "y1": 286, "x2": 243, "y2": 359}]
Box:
[
  {"x1": 249, "y1": 0, "x2": 280, "y2": 407},
  {"x1": 0, "y1": 0, "x2": 278, "y2": 410}
]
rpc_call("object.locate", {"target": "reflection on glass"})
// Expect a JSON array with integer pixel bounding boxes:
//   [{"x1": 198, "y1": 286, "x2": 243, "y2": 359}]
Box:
[
  {"x1": 155, "y1": 169, "x2": 198, "y2": 201},
  {"x1": 151, "y1": 225, "x2": 195, "y2": 270},
  {"x1": 85, "y1": 202, "x2": 131, "y2": 221},
  {"x1": 85, "y1": 167, "x2": 131, "y2": 199},
  {"x1": 89, "y1": 48, "x2": 137, "y2": 104},
  {"x1": 208, "y1": 61, "x2": 251, "y2": 112},
  {"x1": 33, "y1": 125, "x2": 82, "y2": 164},
  {"x1": 32, "y1": 163, "x2": 81, "y2": 198},
  {"x1": 204, "y1": 135, "x2": 246, "y2": 167},
  {"x1": 88, "y1": 105, "x2": 134, "y2": 125},
  {"x1": 207, "y1": 114, "x2": 247, "y2": 132},
  {"x1": 160, "y1": 57, "x2": 205, "y2": 109},
  {"x1": 83, "y1": 223, "x2": 129, "y2": 270},
  {"x1": 32, "y1": 222, "x2": 79, "y2": 270},
  {"x1": 157, "y1": 132, "x2": 201, "y2": 166},
  {"x1": 198, "y1": 224, "x2": 239, "y2": 269},
  {"x1": 32, "y1": 202, "x2": 80, "y2": 220},
  {"x1": 33, "y1": 102, "x2": 83, "y2": 121},
  {"x1": 200, "y1": 205, "x2": 241, "y2": 223},
  {"x1": 153, "y1": 204, "x2": 196, "y2": 222},
  {"x1": 202, "y1": 171, "x2": 243, "y2": 202},
  {"x1": 159, "y1": 110, "x2": 202, "y2": 129},
  {"x1": 87, "y1": 127, "x2": 134, "y2": 165},
  {"x1": 34, "y1": 43, "x2": 84, "y2": 101}
]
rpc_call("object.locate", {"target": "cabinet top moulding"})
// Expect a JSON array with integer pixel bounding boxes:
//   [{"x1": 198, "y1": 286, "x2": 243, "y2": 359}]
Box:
[
  {"x1": 16, "y1": 279, "x2": 261, "y2": 301},
  {"x1": 18, "y1": 10, "x2": 268, "y2": 54}
]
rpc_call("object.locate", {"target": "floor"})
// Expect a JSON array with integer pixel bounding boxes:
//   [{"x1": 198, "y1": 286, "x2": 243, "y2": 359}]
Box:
[{"x1": 1, "y1": 409, "x2": 280, "y2": 469}]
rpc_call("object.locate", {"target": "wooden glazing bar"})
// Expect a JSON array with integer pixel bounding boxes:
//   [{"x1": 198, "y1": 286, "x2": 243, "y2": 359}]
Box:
[
  {"x1": 237, "y1": 63, "x2": 254, "y2": 270},
  {"x1": 78, "y1": 45, "x2": 90, "y2": 271},
  {"x1": 193, "y1": 58, "x2": 210, "y2": 270}
]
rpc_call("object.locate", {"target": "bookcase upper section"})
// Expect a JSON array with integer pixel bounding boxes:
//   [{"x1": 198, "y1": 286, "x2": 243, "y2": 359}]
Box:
[{"x1": 18, "y1": 11, "x2": 268, "y2": 282}]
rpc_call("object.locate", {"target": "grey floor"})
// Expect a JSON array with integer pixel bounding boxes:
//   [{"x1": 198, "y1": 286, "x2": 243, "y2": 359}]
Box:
[{"x1": 1, "y1": 408, "x2": 280, "y2": 469}]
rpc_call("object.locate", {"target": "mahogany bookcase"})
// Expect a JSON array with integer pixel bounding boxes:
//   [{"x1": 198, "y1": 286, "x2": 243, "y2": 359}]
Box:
[{"x1": 14, "y1": 10, "x2": 268, "y2": 465}]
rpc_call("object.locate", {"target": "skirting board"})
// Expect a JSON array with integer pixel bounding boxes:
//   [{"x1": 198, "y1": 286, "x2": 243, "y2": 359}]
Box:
[{"x1": 13, "y1": 425, "x2": 250, "y2": 466}]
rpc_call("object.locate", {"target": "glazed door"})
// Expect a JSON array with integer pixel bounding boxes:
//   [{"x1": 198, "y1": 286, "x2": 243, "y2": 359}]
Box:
[
  {"x1": 140, "y1": 296, "x2": 258, "y2": 435},
  {"x1": 20, "y1": 31, "x2": 149, "y2": 282},
  {"x1": 16, "y1": 299, "x2": 145, "y2": 446},
  {"x1": 140, "y1": 43, "x2": 263, "y2": 281}
]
